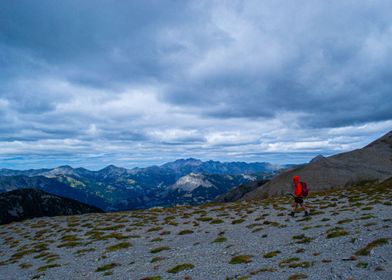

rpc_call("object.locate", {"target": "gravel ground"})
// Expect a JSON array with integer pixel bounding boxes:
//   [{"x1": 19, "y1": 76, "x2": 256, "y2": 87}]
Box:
[{"x1": 0, "y1": 182, "x2": 391, "y2": 280}]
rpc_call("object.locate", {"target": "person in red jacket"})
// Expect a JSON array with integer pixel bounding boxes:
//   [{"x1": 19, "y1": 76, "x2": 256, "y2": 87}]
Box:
[{"x1": 289, "y1": 175, "x2": 309, "y2": 217}]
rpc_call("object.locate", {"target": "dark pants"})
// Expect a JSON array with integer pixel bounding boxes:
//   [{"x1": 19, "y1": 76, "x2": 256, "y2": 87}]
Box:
[{"x1": 294, "y1": 197, "x2": 304, "y2": 205}]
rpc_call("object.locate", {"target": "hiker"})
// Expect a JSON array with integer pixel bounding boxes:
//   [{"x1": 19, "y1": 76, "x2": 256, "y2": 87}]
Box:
[{"x1": 289, "y1": 175, "x2": 309, "y2": 217}]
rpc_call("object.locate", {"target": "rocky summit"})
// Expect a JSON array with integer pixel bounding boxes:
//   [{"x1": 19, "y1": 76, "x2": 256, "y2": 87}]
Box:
[{"x1": 0, "y1": 178, "x2": 391, "y2": 279}]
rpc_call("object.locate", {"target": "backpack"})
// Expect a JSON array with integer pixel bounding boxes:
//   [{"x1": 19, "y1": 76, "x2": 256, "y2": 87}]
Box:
[{"x1": 300, "y1": 182, "x2": 309, "y2": 197}]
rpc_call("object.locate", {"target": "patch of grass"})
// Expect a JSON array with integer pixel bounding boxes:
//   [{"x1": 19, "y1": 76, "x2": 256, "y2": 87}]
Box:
[
  {"x1": 167, "y1": 263, "x2": 194, "y2": 273},
  {"x1": 359, "y1": 214, "x2": 375, "y2": 220},
  {"x1": 213, "y1": 236, "x2": 227, "y2": 243},
  {"x1": 10, "y1": 249, "x2": 36, "y2": 260},
  {"x1": 75, "y1": 248, "x2": 96, "y2": 255},
  {"x1": 37, "y1": 263, "x2": 61, "y2": 272},
  {"x1": 326, "y1": 227, "x2": 349, "y2": 238},
  {"x1": 42, "y1": 254, "x2": 59, "y2": 263},
  {"x1": 196, "y1": 216, "x2": 213, "y2": 222},
  {"x1": 33, "y1": 251, "x2": 51, "y2": 259},
  {"x1": 252, "y1": 227, "x2": 263, "y2": 233},
  {"x1": 262, "y1": 220, "x2": 280, "y2": 227},
  {"x1": 178, "y1": 229, "x2": 193, "y2": 235},
  {"x1": 150, "y1": 246, "x2": 170, "y2": 254},
  {"x1": 298, "y1": 216, "x2": 312, "y2": 222},
  {"x1": 263, "y1": 250, "x2": 281, "y2": 258},
  {"x1": 97, "y1": 225, "x2": 125, "y2": 231},
  {"x1": 250, "y1": 267, "x2": 277, "y2": 274},
  {"x1": 99, "y1": 232, "x2": 128, "y2": 240},
  {"x1": 57, "y1": 241, "x2": 84, "y2": 248},
  {"x1": 232, "y1": 219, "x2": 245, "y2": 224},
  {"x1": 288, "y1": 273, "x2": 308, "y2": 280},
  {"x1": 140, "y1": 277, "x2": 161, "y2": 280},
  {"x1": 292, "y1": 234, "x2": 313, "y2": 244},
  {"x1": 151, "y1": 237, "x2": 163, "y2": 242},
  {"x1": 96, "y1": 262, "x2": 118, "y2": 272},
  {"x1": 337, "y1": 219, "x2": 353, "y2": 224},
  {"x1": 288, "y1": 261, "x2": 313, "y2": 268},
  {"x1": 147, "y1": 226, "x2": 163, "y2": 232},
  {"x1": 210, "y1": 219, "x2": 224, "y2": 224},
  {"x1": 106, "y1": 242, "x2": 131, "y2": 252},
  {"x1": 151, "y1": 256, "x2": 165, "y2": 263},
  {"x1": 247, "y1": 223, "x2": 263, "y2": 229},
  {"x1": 355, "y1": 238, "x2": 389, "y2": 256},
  {"x1": 19, "y1": 263, "x2": 32, "y2": 269},
  {"x1": 278, "y1": 257, "x2": 299, "y2": 267},
  {"x1": 356, "y1": 262, "x2": 368, "y2": 269},
  {"x1": 229, "y1": 255, "x2": 252, "y2": 264},
  {"x1": 60, "y1": 234, "x2": 80, "y2": 242},
  {"x1": 131, "y1": 221, "x2": 144, "y2": 227},
  {"x1": 309, "y1": 210, "x2": 324, "y2": 216}
]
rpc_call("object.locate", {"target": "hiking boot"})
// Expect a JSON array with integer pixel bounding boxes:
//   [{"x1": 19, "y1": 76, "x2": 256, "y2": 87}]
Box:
[
  {"x1": 289, "y1": 211, "x2": 295, "y2": 217},
  {"x1": 304, "y1": 211, "x2": 310, "y2": 217}
]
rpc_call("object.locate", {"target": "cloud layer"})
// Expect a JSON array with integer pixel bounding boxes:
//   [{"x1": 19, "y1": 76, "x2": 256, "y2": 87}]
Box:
[{"x1": 1, "y1": 0, "x2": 392, "y2": 169}]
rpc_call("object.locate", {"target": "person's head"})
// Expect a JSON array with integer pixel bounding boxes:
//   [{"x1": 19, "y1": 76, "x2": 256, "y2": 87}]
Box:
[{"x1": 293, "y1": 175, "x2": 300, "y2": 184}]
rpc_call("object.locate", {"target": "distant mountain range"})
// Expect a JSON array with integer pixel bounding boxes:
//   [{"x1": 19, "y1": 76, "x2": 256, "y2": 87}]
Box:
[
  {"x1": 234, "y1": 129, "x2": 392, "y2": 201},
  {"x1": 0, "y1": 188, "x2": 103, "y2": 225},
  {"x1": 0, "y1": 158, "x2": 288, "y2": 211}
]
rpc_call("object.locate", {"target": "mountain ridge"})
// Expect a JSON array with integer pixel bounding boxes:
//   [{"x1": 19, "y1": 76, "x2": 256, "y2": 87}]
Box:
[
  {"x1": 0, "y1": 188, "x2": 103, "y2": 225},
  {"x1": 0, "y1": 158, "x2": 285, "y2": 211},
  {"x1": 240, "y1": 129, "x2": 392, "y2": 201}
]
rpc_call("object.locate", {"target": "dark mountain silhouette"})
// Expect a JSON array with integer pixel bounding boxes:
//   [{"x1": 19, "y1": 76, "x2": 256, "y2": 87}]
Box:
[
  {"x1": 240, "y1": 130, "x2": 392, "y2": 201},
  {"x1": 0, "y1": 188, "x2": 103, "y2": 225},
  {"x1": 0, "y1": 175, "x2": 109, "y2": 210}
]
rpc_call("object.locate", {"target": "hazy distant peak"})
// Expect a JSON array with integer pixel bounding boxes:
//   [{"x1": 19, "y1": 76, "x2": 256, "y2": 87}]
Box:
[
  {"x1": 309, "y1": 155, "x2": 327, "y2": 163},
  {"x1": 100, "y1": 164, "x2": 124, "y2": 171}
]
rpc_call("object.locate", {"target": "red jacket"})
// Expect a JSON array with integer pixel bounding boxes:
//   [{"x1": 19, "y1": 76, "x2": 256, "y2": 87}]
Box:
[{"x1": 293, "y1": 175, "x2": 302, "y2": 197}]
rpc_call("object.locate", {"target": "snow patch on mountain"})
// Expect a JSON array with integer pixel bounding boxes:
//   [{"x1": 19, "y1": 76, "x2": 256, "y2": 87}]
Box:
[{"x1": 242, "y1": 174, "x2": 256, "y2": 180}]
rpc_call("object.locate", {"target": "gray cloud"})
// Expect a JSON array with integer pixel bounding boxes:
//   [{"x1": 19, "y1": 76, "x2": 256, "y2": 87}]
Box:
[
  {"x1": 159, "y1": 1, "x2": 392, "y2": 127},
  {"x1": 0, "y1": 0, "x2": 391, "y2": 169}
]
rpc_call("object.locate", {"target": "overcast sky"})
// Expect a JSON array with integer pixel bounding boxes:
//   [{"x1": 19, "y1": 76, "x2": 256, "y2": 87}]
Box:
[{"x1": 1, "y1": 0, "x2": 392, "y2": 170}]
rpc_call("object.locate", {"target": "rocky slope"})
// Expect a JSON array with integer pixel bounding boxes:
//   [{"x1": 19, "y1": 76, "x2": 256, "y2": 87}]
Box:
[
  {"x1": 0, "y1": 178, "x2": 391, "y2": 279},
  {"x1": 240, "y1": 130, "x2": 392, "y2": 201},
  {"x1": 214, "y1": 180, "x2": 270, "y2": 203},
  {"x1": 0, "y1": 189, "x2": 103, "y2": 225}
]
